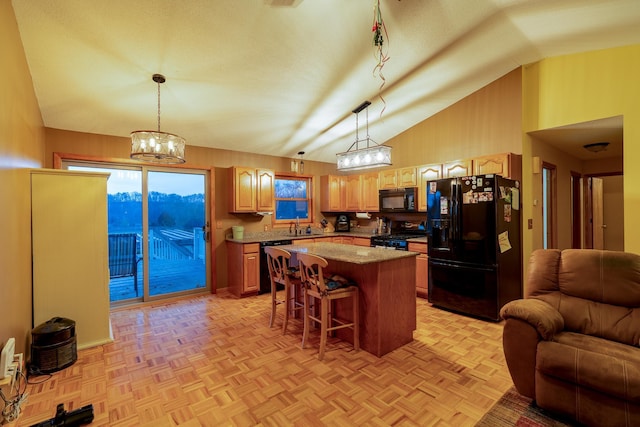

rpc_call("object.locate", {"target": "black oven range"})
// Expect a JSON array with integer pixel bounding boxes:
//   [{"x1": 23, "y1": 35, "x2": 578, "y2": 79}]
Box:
[{"x1": 370, "y1": 231, "x2": 426, "y2": 251}]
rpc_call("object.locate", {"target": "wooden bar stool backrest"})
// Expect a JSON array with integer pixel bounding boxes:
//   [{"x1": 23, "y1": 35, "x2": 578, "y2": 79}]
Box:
[
  {"x1": 297, "y1": 252, "x2": 329, "y2": 295},
  {"x1": 264, "y1": 246, "x2": 302, "y2": 334},
  {"x1": 296, "y1": 252, "x2": 359, "y2": 360}
]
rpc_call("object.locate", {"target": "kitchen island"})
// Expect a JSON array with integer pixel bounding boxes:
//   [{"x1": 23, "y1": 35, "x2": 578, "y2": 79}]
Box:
[{"x1": 281, "y1": 242, "x2": 418, "y2": 357}]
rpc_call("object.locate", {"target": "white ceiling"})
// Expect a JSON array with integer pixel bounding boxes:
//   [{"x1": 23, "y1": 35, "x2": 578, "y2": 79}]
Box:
[{"x1": 11, "y1": 0, "x2": 640, "y2": 164}]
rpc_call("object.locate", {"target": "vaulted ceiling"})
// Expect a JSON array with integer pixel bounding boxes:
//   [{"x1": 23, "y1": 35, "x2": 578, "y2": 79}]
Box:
[{"x1": 11, "y1": 0, "x2": 640, "y2": 164}]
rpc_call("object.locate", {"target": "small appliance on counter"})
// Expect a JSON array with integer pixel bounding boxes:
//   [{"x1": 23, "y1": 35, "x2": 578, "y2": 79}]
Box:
[{"x1": 335, "y1": 214, "x2": 350, "y2": 232}]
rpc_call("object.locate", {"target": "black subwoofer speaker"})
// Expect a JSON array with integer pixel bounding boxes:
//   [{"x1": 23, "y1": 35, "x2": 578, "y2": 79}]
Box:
[{"x1": 30, "y1": 317, "x2": 77, "y2": 374}]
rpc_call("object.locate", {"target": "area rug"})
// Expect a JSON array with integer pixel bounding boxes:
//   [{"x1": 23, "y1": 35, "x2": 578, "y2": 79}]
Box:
[{"x1": 476, "y1": 387, "x2": 579, "y2": 426}]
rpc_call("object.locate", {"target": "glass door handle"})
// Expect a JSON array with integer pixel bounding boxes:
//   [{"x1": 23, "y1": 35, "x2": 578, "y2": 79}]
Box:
[{"x1": 202, "y1": 222, "x2": 211, "y2": 242}]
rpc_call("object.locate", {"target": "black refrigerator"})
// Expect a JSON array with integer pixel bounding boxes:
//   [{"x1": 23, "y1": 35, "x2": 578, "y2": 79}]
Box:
[{"x1": 426, "y1": 174, "x2": 522, "y2": 321}]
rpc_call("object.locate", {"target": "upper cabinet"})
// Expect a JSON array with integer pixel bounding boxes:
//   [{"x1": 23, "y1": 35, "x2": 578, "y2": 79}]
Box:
[
  {"x1": 360, "y1": 172, "x2": 379, "y2": 212},
  {"x1": 320, "y1": 175, "x2": 345, "y2": 212},
  {"x1": 379, "y1": 167, "x2": 417, "y2": 189},
  {"x1": 442, "y1": 159, "x2": 473, "y2": 178},
  {"x1": 398, "y1": 167, "x2": 417, "y2": 187},
  {"x1": 344, "y1": 175, "x2": 362, "y2": 211},
  {"x1": 417, "y1": 163, "x2": 442, "y2": 211},
  {"x1": 229, "y1": 166, "x2": 274, "y2": 213},
  {"x1": 256, "y1": 169, "x2": 275, "y2": 212},
  {"x1": 379, "y1": 169, "x2": 397, "y2": 189},
  {"x1": 321, "y1": 173, "x2": 379, "y2": 212},
  {"x1": 473, "y1": 153, "x2": 522, "y2": 182}
]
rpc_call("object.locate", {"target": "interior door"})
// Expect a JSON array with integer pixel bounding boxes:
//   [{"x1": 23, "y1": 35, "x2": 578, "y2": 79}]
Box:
[{"x1": 591, "y1": 177, "x2": 604, "y2": 249}]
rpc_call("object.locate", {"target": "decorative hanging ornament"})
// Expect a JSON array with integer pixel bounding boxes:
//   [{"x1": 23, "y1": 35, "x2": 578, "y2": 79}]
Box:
[{"x1": 372, "y1": 0, "x2": 390, "y2": 116}]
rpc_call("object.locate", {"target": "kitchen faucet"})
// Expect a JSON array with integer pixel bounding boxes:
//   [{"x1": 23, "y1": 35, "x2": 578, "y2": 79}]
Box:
[{"x1": 289, "y1": 217, "x2": 302, "y2": 235}]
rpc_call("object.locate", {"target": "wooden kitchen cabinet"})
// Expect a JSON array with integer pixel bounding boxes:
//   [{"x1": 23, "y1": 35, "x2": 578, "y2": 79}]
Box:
[
  {"x1": 408, "y1": 241, "x2": 428, "y2": 299},
  {"x1": 256, "y1": 169, "x2": 275, "y2": 212},
  {"x1": 379, "y1": 167, "x2": 417, "y2": 189},
  {"x1": 443, "y1": 159, "x2": 473, "y2": 178},
  {"x1": 330, "y1": 236, "x2": 354, "y2": 244},
  {"x1": 228, "y1": 166, "x2": 274, "y2": 213},
  {"x1": 417, "y1": 163, "x2": 443, "y2": 211},
  {"x1": 321, "y1": 173, "x2": 379, "y2": 212},
  {"x1": 378, "y1": 169, "x2": 398, "y2": 189},
  {"x1": 226, "y1": 241, "x2": 260, "y2": 297},
  {"x1": 320, "y1": 175, "x2": 345, "y2": 212},
  {"x1": 398, "y1": 167, "x2": 417, "y2": 187},
  {"x1": 352, "y1": 237, "x2": 372, "y2": 247},
  {"x1": 345, "y1": 175, "x2": 362, "y2": 211},
  {"x1": 360, "y1": 172, "x2": 379, "y2": 211},
  {"x1": 293, "y1": 238, "x2": 313, "y2": 244},
  {"x1": 473, "y1": 152, "x2": 522, "y2": 181}
]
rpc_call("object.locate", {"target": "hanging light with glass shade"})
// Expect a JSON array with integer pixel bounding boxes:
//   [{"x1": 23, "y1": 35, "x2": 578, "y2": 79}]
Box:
[
  {"x1": 130, "y1": 74, "x2": 186, "y2": 164},
  {"x1": 336, "y1": 101, "x2": 391, "y2": 171}
]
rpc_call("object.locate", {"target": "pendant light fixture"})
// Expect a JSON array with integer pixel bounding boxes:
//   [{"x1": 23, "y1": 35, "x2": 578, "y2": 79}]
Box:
[
  {"x1": 297, "y1": 151, "x2": 305, "y2": 174},
  {"x1": 130, "y1": 74, "x2": 186, "y2": 164},
  {"x1": 336, "y1": 101, "x2": 391, "y2": 171}
]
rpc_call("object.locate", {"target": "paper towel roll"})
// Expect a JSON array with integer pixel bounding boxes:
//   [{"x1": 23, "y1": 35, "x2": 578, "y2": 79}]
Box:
[{"x1": 356, "y1": 212, "x2": 371, "y2": 219}]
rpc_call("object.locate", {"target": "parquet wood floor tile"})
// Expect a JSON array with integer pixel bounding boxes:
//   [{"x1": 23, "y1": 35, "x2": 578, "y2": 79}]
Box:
[{"x1": 12, "y1": 291, "x2": 513, "y2": 426}]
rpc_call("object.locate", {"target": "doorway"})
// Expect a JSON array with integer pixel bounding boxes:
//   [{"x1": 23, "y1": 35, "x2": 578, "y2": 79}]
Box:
[
  {"x1": 584, "y1": 174, "x2": 624, "y2": 250},
  {"x1": 65, "y1": 161, "x2": 210, "y2": 303},
  {"x1": 542, "y1": 162, "x2": 557, "y2": 249}
]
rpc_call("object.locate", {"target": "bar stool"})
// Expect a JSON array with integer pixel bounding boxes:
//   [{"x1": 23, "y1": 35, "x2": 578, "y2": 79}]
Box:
[
  {"x1": 297, "y1": 252, "x2": 359, "y2": 361},
  {"x1": 264, "y1": 246, "x2": 304, "y2": 334}
]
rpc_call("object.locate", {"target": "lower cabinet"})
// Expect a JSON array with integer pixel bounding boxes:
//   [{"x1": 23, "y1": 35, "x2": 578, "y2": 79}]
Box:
[
  {"x1": 227, "y1": 242, "x2": 260, "y2": 297},
  {"x1": 408, "y1": 242, "x2": 428, "y2": 299},
  {"x1": 352, "y1": 237, "x2": 372, "y2": 247}
]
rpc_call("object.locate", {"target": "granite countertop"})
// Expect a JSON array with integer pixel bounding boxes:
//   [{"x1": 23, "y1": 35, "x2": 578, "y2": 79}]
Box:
[
  {"x1": 280, "y1": 242, "x2": 418, "y2": 265},
  {"x1": 225, "y1": 230, "x2": 374, "y2": 244}
]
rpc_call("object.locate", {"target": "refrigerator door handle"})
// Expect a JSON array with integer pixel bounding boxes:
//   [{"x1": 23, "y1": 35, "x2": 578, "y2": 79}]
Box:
[
  {"x1": 451, "y1": 182, "x2": 460, "y2": 241},
  {"x1": 430, "y1": 258, "x2": 496, "y2": 273}
]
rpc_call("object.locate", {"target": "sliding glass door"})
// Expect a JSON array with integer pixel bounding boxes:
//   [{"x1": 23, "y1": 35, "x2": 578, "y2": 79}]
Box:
[
  {"x1": 146, "y1": 170, "x2": 207, "y2": 297},
  {"x1": 65, "y1": 162, "x2": 209, "y2": 303}
]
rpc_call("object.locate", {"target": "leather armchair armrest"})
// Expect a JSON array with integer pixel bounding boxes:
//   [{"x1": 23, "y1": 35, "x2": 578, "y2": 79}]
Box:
[{"x1": 500, "y1": 298, "x2": 564, "y2": 340}]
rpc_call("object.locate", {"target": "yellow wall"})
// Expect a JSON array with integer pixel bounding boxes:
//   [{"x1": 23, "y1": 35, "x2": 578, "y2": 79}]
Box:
[
  {"x1": 522, "y1": 44, "x2": 640, "y2": 271},
  {"x1": 0, "y1": 1, "x2": 46, "y2": 353}
]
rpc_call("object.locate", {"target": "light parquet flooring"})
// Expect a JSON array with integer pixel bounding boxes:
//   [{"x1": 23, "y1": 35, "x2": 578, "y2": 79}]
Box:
[{"x1": 13, "y1": 292, "x2": 513, "y2": 426}]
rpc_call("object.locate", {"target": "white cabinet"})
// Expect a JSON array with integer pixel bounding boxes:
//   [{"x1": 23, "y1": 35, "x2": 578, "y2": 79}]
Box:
[{"x1": 31, "y1": 169, "x2": 112, "y2": 349}]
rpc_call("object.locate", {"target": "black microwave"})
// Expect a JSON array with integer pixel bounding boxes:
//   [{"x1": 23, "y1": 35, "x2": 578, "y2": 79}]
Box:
[{"x1": 379, "y1": 187, "x2": 418, "y2": 212}]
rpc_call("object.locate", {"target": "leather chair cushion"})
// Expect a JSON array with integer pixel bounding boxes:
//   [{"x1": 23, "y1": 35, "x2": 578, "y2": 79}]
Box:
[{"x1": 537, "y1": 332, "x2": 640, "y2": 403}]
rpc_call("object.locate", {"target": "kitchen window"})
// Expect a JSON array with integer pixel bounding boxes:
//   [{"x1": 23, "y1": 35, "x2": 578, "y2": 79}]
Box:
[{"x1": 274, "y1": 175, "x2": 312, "y2": 225}]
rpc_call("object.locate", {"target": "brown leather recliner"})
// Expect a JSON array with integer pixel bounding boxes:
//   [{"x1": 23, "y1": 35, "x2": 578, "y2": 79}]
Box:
[{"x1": 500, "y1": 249, "x2": 640, "y2": 426}]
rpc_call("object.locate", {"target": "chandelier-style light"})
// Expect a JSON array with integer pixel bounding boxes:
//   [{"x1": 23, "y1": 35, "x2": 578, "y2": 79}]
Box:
[
  {"x1": 130, "y1": 74, "x2": 186, "y2": 164},
  {"x1": 336, "y1": 101, "x2": 391, "y2": 171}
]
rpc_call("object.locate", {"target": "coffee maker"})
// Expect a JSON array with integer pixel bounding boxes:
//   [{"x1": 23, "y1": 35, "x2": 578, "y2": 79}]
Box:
[{"x1": 335, "y1": 214, "x2": 350, "y2": 232}]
